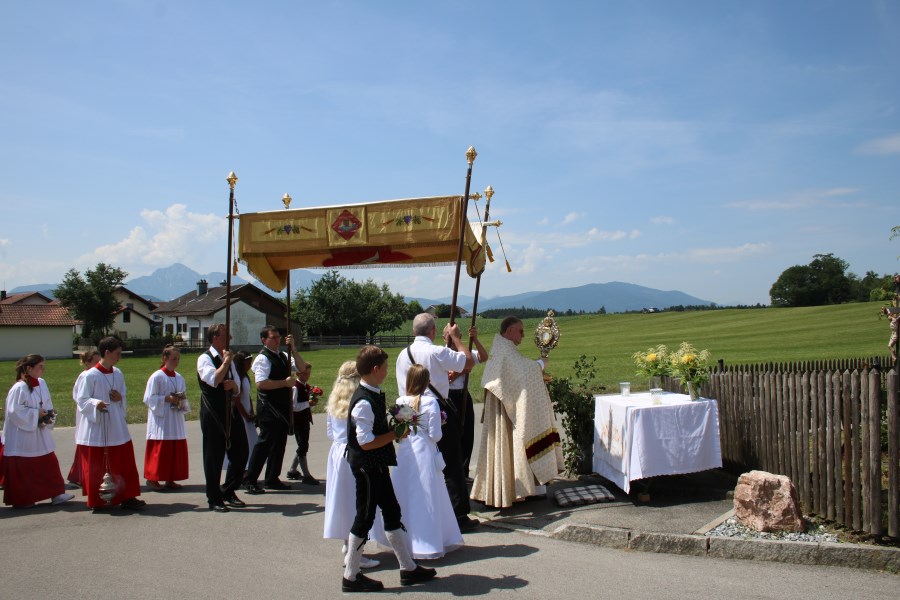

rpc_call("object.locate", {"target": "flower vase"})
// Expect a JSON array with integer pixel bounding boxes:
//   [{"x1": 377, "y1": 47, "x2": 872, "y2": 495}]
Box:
[{"x1": 687, "y1": 381, "x2": 700, "y2": 401}]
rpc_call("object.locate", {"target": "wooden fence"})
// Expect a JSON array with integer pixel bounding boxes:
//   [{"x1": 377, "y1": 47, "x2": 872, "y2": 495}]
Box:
[{"x1": 674, "y1": 357, "x2": 899, "y2": 538}]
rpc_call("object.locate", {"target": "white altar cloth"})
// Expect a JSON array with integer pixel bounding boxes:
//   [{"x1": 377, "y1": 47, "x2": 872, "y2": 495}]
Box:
[{"x1": 592, "y1": 392, "x2": 722, "y2": 493}]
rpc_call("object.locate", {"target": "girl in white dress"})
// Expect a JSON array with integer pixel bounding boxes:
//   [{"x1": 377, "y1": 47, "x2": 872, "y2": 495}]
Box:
[
  {"x1": 323, "y1": 360, "x2": 379, "y2": 569},
  {"x1": 373, "y1": 364, "x2": 463, "y2": 559}
]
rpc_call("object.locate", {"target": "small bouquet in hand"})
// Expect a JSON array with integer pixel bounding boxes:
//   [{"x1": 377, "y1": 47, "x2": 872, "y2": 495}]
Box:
[
  {"x1": 440, "y1": 409, "x2": 447, "y2": 426},
  {"x1": 388, "y1": 403, "x2": 419, "y2": 440},
  {"x1": 309, "y1": 386, "x2": 323, "y2": 407}
]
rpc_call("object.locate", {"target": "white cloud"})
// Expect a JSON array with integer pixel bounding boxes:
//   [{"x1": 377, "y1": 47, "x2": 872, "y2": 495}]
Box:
[
  {"x1": 0, "y1": 238, "x2": 10, "y2": 247},
  {"x1": 573, "y1": 242, "x2": 771, "y2": 273},
  {"x1": 562, "y1": 212, "x2": 583, "y2": 225},
  {"x1": 728, "y1": 188, "x2": 860, "y2": 211},
  {"x1": 651, "y1": 216, "x2": 675, "y2": 225},
  {"x1": 537, "y1": 217, "x2": 549, "y2": 225},
  {"x1": 857, "y1": 132, "x2": 900, "y2": 155},
  {"x1": 587, "y1": 229, "x2": 628, "y2": 241},
  {"x1": 77, "y1": 203, "x2": 224, "y2": 273}
]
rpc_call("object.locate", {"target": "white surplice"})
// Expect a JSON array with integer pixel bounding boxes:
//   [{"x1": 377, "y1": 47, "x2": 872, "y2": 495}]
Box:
[{"x1": 323, "y1": 413, "x2": 356, "y2": 540}]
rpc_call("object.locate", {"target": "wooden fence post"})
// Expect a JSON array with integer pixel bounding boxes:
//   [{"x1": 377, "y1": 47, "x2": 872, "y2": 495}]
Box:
[
  {"x1": 888, "y1": 368, "x2": 898, "y2": 538},
  {"x1": 869, "y1": 368, "x2": 883, "y2": 536}
]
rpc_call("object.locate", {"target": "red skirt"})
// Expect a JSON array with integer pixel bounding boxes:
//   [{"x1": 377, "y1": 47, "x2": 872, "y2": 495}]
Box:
[
  {"x1": 78, "y1": 442, "x2": 141, "y2": 508},
  {"x1": 0, "y1": 441, "x2": 5, "y2": 487},
  {"x1": 68, "y1": 445, "x2": 84, "y2": 486},
  {"x1": 2, "y1": 452, "x2": 66, "y2": 506},
  {"x1": 143, "y1": 439, "x2": 189, "y2": 481}
]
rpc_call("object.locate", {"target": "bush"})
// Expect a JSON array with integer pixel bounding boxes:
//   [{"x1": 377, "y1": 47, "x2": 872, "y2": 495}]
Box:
[{"x1": 546, "y1": 354, "x2": 602, "y2": 476}]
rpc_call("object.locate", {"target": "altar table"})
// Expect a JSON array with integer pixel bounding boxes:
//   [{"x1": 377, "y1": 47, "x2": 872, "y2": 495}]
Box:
[{"x1": 592, "y1": 392, "x2": 722, "y2": 493}]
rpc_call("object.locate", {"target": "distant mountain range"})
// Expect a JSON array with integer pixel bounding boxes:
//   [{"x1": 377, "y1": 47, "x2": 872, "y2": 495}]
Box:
[
  {"x1": 9, "y1": 265, "x2": 713, "y2": 313},
  {"x1": 410, "y1": 281, "x2": 714, "y2": 314}
]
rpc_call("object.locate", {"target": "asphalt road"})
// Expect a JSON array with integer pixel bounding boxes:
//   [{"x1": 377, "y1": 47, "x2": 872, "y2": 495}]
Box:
[{"x1": 1, "y1": 421, "x2": 896, "y2": 599}]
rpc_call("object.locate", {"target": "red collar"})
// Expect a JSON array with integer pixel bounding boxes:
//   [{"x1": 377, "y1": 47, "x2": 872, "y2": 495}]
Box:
[
  {"x1": 25, "y1": 375, "x2": 40, "y2": 388},
  {"x1": 95, "y1": 363, "x2": 114, "y2": 374},
  {"x1": 161, "y1": 367, "x2": 177, "y2": 377}
]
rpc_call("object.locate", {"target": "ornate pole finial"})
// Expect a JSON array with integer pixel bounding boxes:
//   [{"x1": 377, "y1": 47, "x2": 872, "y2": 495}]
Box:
[
  {"x1": 466, "y1": 146, "x2": 477, "y2": 166},
  {"x1": 282, "y1": 193, "x2": 292, "y2": 209},
  {"x1": 484, "y1": 185, "x2": 494, "y2": 201},
  {"x1": 226, "y1": 171, "x2": 238, "y2": 189}
]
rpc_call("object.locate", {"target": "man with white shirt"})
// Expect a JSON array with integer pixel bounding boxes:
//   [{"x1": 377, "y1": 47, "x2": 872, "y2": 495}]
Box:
[
  {"x1": 197, "y1": 323, "x2": 248, "y2": 513},
  {"x1": 75, "y1": 336, "x2": 145, "y2": 511},
  {"x1": 395, "y1": 313, "x2": 476, "y2": 530},
  {"x1": 243, "y1": 325, "x2": 302, "y2": 494}
]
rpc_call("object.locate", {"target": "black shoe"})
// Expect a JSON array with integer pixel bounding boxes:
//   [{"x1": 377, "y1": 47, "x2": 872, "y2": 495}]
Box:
[
  {"x1": 301, "y1": 474, "x2": 320, "y2": 486},
  {"x1": 264, "y1": 479, "x2": 292, "y2": 491},
  {"x1": 120, "y1": 498, "x2": 146, "y2": 510},
  {"x1": 457, "y1": 516, "x2": 480, "y2": 531},
  {"x1": 285, "y1": 470, "x2": 301, "y2": 480},
  {"x1": 400, "y1": 565, "x2": 437, "y2": 586},
  {"x1": 243, "y1": 482, "x2": 266, "y2": 495},
  {"x1": 208, "y1": 502, "x2": 230, "y2": 513},
  {"x1": 223, "y1": 493, "x2": 246, "y2": 507},
  {"x1": 342, "y1": 573, "x2": 384, "y2": 593}
]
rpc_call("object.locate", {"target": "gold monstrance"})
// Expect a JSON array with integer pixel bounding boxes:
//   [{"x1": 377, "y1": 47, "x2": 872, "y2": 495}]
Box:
[{"x1": 534, "y1": 309, "x2": 560, "y2": 359}]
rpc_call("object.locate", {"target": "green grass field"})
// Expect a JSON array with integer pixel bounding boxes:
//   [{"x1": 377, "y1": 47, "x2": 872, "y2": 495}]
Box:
[{"x1": 1, "y1": 301, "x2": 893, "y2": 428}]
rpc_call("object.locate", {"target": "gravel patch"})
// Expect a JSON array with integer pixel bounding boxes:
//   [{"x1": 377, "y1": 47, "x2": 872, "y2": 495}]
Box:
[{"x1": 705, "y1": 517, "x2": 839, "y2": 544}]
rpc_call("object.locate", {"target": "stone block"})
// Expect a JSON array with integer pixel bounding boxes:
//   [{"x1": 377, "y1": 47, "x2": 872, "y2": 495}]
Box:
[{"x1": 629, "y1": 532, "x2": 708, "y2": 557}]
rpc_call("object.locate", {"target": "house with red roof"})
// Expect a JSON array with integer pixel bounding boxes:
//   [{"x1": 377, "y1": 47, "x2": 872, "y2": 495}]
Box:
[{"x1": 0, "y1": 291, "x2": 78, "y2": 360}]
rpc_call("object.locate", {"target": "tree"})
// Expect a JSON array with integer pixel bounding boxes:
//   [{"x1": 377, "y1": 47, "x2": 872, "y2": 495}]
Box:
[
  {"x1": 55, "y1": 263, "x2": 128, "y2": 340},
  {"x1": 292, "y1": 270, "x2": 406, "y2": 337},
  {"x1": 769, "y1": 253, "x2": 852, "y2": 307},
  {"x1": 405, "y1": 299, "x2": 424, "y2": 319}
]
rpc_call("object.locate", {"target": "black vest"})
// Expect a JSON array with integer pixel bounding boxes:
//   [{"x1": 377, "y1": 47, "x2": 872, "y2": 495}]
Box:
[
  {"x1": 257, "y1": 347, "x2": 292, "y2": 417},
  {"x1": 346, "y1": 385, "x2": 396, "y2": 469},
  {"x1": 198, "y1": 351, "x2": 228, "y2": 414}
]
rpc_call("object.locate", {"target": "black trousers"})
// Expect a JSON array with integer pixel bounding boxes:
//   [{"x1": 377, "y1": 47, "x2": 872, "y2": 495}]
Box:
[
  {"x1": 449, "y1": 387, "x2": 476, "y2": 478},
  {"x1": 244, "y1": 402, "x2": 290, "y2": 485},
  {"x1": 200, "y1": 403, "x2": 249, "y2": 504},
  {"x1": 350, "y1": 465, "x2": 403, "y2": 538},
  {"x1": 438, "y1": 391, "x2": 471, "y2": 518},
  {"x1": 292, "y1": 409, "x2": 312, "y2": 458}
]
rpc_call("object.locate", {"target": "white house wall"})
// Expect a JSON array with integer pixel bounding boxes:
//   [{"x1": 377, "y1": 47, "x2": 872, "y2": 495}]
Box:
[{"x1": 0, "y1": 327, "x2": 74, "y2": 361}]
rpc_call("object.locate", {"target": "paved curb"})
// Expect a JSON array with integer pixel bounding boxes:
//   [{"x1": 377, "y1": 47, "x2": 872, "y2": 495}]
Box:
[{"x1": 548, "y1": 523, "x2": 900, "y2": 573}]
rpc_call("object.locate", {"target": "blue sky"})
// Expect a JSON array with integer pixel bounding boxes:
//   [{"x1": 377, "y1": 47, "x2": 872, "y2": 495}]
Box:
[{"x1": 2, "y1": 1, "x2": 898, "y2": 306}]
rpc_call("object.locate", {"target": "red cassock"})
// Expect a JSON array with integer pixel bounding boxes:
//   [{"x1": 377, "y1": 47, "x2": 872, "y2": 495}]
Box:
[
  {"x1": 3, "y1": 453, "x2": 65, "y2": 506},
  {"x1": 67, "y1": 445, "x2": 84, "y2": 486},
  {"x1": 78, "y1": 441, "x2": 141, "y2": 508},
  {"x1": 143, "y1": 439, "x2": 189, "y2": 481}
]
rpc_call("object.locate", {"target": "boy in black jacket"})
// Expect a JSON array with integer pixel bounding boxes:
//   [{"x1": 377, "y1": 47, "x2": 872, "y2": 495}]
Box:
[{"x1": 343, "y1": 345, "x2": 436, "y2": 593}]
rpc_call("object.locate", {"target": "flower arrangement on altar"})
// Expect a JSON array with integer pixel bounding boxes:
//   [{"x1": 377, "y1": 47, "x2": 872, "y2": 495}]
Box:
[
  {"x1": 632, "y1": 344, "x2": 671, "y2": 379},
  {"x1": 388, "y1": 403, "x2": 419, "y2": 439},
  {"x1": 669, "y1": 342, "x2": 712, "y2": 399}
]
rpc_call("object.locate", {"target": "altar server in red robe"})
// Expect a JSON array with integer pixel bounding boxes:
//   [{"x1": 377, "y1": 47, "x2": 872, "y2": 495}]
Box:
[
  {"x1": 143, "y1": 345, "x2": 190, "y2": 490},
  {"x1": 74, "y1": 336, "x2": 146, "y2": 511},
  {"x1": 67, "y1": 349, "x2": 100, "y2": 487},
  {"x1": 2, "y1": 354, "x2": 73, "y2": 508}
]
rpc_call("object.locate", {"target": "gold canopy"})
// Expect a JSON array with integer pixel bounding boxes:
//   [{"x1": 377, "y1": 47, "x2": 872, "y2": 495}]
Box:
[{"x1": 239, "y1": 195, "x2": 486, "y2": 292}]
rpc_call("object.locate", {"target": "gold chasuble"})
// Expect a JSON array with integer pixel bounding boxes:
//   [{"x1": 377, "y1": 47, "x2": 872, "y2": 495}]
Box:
[
  {"x1": 471, "y1": 334, "x2": 563, "y2": 508},
  {"x1": 238, "y1": 196, "x2": 485, "y2": 292}
]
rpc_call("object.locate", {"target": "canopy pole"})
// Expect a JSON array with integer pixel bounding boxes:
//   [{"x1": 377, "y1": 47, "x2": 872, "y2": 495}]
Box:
[
  {"x1": 224, "y1": 171, "x2": 238, "y2": 441},
  {"x1": 449, "y1": 146, "x2": 477, "y2": 327}
]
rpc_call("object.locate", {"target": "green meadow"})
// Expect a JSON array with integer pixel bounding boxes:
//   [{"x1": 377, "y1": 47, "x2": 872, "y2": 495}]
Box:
[{"x1": 1, "y1": 301, "x2": 892, "y2": 428}]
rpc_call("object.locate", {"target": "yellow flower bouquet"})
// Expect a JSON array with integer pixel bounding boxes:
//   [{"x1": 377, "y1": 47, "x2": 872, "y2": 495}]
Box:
[
  {"x1": 669, "y1": 342, "x2": 711, "y2": 400},
  {"x1": 632, "y1": 344, "x2": 671, "y2": 380}
]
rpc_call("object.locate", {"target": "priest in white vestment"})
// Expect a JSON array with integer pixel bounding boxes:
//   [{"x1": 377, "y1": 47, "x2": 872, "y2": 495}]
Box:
[{"x1": 471, "y1": 317, "x2": 563, "y2": 508}]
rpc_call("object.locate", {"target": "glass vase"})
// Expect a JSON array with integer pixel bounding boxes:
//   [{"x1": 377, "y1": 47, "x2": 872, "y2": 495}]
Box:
[{"x1": 687, "y1": 381, "x2": 700, "y2": 401}]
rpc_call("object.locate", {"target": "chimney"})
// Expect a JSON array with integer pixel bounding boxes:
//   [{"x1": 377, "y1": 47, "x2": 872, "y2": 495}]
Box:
[
  {"x1": 0, "y1": 290, "x2": 6, "y2": 301},
  {"x1": 197, "y1": 279, "x2": 208, "y2": 296}
]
